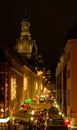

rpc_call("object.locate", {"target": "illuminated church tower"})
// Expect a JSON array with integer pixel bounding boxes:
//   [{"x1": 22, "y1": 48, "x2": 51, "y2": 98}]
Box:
[{"x1": 15, "y1": 14, "x2": 33, "y2": 59}]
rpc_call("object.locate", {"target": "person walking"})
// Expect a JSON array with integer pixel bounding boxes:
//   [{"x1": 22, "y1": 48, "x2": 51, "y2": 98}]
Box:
[{"x1": 18, "y1": 124, "x2": 24, "y2": 130}]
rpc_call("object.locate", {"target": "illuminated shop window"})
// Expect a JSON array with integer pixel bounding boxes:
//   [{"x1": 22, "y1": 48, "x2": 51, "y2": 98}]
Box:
[
  {"x1": 23, "y1": 77, "x2": 28, "y2": 91},
  {"x1": 0, "y1": 108, "x2": 4, "y2": 112},
  {"x1": 0, "y1": 113, "x2": 4, "y2": 117},
  {"x1": 41, "y1": 84, "x2": 43, "y2": 90},
  {"x1": 35, "y1": 82, "x2": 38, "y2": 90},
  {"x1": 11, "y1": 77, "x2": 17, "y2": 100}
]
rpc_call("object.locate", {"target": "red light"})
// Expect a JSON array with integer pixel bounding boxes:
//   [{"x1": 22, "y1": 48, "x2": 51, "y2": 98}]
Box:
[
  {"x1": 64, "y1": 119, "x2": 70, "y2": 126},
  {"x1": 23, "y1": 102, "x2": 27, "y2": 112}
]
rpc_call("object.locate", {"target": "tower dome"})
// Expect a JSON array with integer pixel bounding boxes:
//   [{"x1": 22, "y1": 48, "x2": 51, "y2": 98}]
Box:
[{"x1": 15, "y1": 13, "x2": 33, "y2": 59}]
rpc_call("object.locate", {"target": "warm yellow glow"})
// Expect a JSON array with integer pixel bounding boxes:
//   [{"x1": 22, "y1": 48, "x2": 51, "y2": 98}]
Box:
[
  {"x1": 31, "y1": 110, "x2": 35, "y2": 115},
  {"x1": 37, "y1": 71, "x2": 43, "y2": 76},
  {"x1": 48, "y1": 81, "x2": 50, "y2": 83},
  {"x1": 62, "y1": 113, "x2": 64, "y2": 118},
  {"x1": 5, "y1": 107, "x2": 8, "y2": 112},
  {"x1": 40, "y1": 95, "x2": 45, "y2": 98},
  {"x1": 43, "y1": 76, "x2": 45, "y2": 79},
  {"x1": 1, "y1": 108, "x2": 4, "y2": 112},
  {"x1": 43, "y1": 87, "x2": 47, "y2": 91},
  {"x1": 35, "y1": 82, "x2": 38, "y2": 90},
  {"x1": 0, "y1": 117, "x2": 9, "y2": 123},
  {"x1": 11, "y1": 77, "x2": 17, "y2": 100},
  {"x1": 45, "y1": 78, "x2": 47, "y2": 81},
  {"x1": 59, "y1": 111, "x2": 62, "y2": 115},
  {"x1": 30, "y1": 117, "x2": 34, "y2": 121},
  {"x1": 41, "y1": 84, "x2": 43, "y2": 90},
  {"x1": 18, "y1": 44, "x2": 23, "y2": 52},
  {"x1": 24, "y1": 77, "x2": 27, "y2": 91}
]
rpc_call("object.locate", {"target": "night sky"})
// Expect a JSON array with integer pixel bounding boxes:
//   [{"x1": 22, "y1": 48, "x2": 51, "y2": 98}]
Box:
[{"x1": 0, "y1": 1, "x2": 77, "y2": 80}]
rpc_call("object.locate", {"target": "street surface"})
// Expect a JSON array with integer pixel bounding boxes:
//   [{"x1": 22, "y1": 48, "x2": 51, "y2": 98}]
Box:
[{"x1": 47, "y1": 125, "x2": 68, "y2": 130}]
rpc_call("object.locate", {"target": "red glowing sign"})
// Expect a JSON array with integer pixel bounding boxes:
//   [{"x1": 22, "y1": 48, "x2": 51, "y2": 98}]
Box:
[{"x1": 64, "y1": 119, "x2": 70, "y2": 126}]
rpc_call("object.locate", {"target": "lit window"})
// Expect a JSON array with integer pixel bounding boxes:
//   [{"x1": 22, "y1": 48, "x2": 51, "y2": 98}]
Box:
[
  {"x1": 11, "y1": 77, "x2": 17, "y2": 100},
  {"x1": 24, "y1": 77, "x2": 27, "y2": 91}
]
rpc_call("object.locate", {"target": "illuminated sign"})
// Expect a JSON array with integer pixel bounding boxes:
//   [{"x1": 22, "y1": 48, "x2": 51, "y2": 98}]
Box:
[{"x1": 0, "y1": 117, "x2": 9, "y2": 123}]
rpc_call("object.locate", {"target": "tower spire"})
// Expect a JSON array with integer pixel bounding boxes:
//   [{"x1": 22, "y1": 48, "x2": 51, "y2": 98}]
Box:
[
  {"x1": 14, "y1": 12, "x2": 33, "y2": 59},
  {"x1": 22, "y1": 10, "x2": 28, "y2": 22}
]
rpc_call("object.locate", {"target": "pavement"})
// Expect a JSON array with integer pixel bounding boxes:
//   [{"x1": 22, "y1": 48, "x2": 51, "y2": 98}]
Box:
[{"x1": 46, "y1": 125, "x2": 68, "y2": 130}]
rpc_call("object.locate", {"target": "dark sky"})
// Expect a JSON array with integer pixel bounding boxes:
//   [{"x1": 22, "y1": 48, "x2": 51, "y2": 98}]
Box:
[{"x1": 0, "y1": 1, "x2": 77, "y2": 80}]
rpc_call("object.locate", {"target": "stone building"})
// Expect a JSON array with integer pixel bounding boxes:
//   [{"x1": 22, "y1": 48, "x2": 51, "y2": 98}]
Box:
[
  {"x1": 56, "y1": 39, "x2": 77, "y2": 128},
  {"x1": 0, "y1": 15, "x2": 43, "y2": 129}
]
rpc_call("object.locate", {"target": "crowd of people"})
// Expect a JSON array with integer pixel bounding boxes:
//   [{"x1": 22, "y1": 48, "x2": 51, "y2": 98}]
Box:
[
  {"x1": 14, "y1": 109, "x2": 48, "y2": 130},
  {"x1": 14, "y1": 117, "x2": 47, "y2": 130}
]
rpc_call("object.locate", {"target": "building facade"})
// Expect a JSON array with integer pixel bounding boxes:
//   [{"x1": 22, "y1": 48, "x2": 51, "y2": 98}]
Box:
[
  {"x1": 0, "y1": 14, "x2": 43, "y2": 129},
  {"x1": 0, "y1": 14, "x2": 51, "y2": 129},
  {"x1": 0, "y1": 43, "x2": 23, "y2": 129},
  {"x1": 56, "y1": 39, "x2": 77, "y2": 127},
  {"x1": 0, "y1": 42, "x2": 43, "y2": 129}
]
